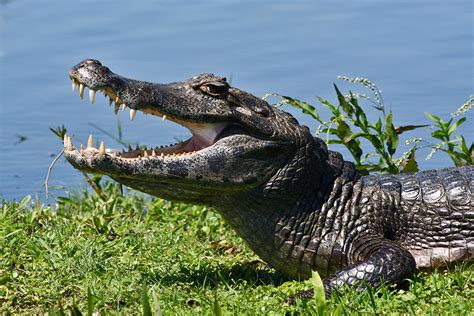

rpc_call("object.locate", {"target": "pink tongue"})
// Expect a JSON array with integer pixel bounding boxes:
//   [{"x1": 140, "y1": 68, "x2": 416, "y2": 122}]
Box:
[
  {"x1": 183, "y1": 138, "x2": 209, "y2": 151},
  {"x1": 182, "y1": 122, "x2": 228, "y2": 151}
]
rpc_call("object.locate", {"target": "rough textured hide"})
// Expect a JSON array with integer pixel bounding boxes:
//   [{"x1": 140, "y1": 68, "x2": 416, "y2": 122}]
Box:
[{"x1": 65, "y1": 59, "x2": 474, "y2": 295}]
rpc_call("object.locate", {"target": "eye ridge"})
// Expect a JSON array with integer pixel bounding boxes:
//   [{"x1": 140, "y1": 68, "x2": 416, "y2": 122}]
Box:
[{"x1": 201, "y1": 82, "x2": 228, "y2": 96}]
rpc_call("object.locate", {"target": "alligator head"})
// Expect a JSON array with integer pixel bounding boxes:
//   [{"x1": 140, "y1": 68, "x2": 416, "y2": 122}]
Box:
[{"x1": 65, "y1": 59, "x2": 332, "y2": 208}]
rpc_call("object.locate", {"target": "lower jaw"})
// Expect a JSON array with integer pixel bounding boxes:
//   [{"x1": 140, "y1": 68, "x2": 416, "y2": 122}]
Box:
[{"x1": 62, "y1": 131, "x2": 225, "y2": 163}]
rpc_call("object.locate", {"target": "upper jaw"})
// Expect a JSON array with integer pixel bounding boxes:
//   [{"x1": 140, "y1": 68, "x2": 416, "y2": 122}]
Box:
[{"x1": 69, "y1": 60, "x2": 232, "y2": 123}]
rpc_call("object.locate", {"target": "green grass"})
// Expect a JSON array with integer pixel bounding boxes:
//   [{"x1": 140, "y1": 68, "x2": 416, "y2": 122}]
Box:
[{"x1": 1, "y1": 183, "x2": 472, "y2": 314}]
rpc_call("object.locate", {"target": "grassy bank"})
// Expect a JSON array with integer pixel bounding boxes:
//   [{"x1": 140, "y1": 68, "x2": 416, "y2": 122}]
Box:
[{"x1": 1, "y1": 182, "x2": 472, "y2": 314}]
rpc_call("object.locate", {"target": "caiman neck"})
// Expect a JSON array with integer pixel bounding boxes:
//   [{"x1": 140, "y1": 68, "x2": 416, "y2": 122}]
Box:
[
  {"x1": 213, "y1": 131, "x2": 344, "y2": 267},
  {"x1": 219, "y1": 133, "x2": 344, "y2": 214}
]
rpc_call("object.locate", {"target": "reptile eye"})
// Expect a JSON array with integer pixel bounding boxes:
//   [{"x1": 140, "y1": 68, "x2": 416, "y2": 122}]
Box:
[{"x1": 200, "y1": 83, "x2": 227, "y2": 96}]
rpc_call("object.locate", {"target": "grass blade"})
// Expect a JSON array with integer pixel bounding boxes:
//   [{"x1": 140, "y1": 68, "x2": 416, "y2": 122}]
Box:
[
  {"x1": 311, "y1": 270, "x2": 327, "y2": 315},
  {"x1": 142, "y1": 285, "x2": 152, "y2": 316},
  {"x1": 151, "y1": 288, "x2": 162, "y2": 316},
  {"x1": 87, "y1": 286, "x2": 95, "y2": 316},
  {"x1": 213, "y1": 291, "x2": 222, "y2": 316}
]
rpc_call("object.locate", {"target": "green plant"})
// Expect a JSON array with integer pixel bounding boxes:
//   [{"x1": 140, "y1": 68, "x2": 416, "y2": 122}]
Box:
[
  {"x1": 49, "y1": 124, "x2": 68, "y2": 140},
  {"x1": 311, "y1": 270, "x2": 327, "y2": 315},
  {"x1": 425, "y1": 95, "x2": 474, "y2": 166},
  {"x1": 266, "y1": 77, "x2": 473, "y2": 174}
]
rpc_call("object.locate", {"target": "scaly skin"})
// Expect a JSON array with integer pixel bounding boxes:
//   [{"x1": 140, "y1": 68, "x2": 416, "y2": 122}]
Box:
[{"x1": 64, "y1": 59, "x2": 474, "y2": 296}]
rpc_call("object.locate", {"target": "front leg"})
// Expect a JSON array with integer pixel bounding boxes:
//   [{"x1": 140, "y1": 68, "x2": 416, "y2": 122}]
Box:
[
  {"x1": 325, "y1": 238, "x2": 416, "y2": 293},
  {"x1": 292, "y1": 238, "x2": 416, "y2": 300}
]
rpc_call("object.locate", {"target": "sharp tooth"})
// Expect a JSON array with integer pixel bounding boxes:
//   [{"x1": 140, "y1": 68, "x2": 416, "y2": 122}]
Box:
[
  {"x1": 63, "y1": 135, "x2": 71, "y2": 150},
  {"x1": 114, "y1": 103, "x2": 120, "y2": 114},
  {"x1": 99, "y1": 141, "x2": 106, "y2": 155},
  {"x1": 151, "y1": 150, "x2": 157, "y2": 157},
  {"x1": 160, "y1": 153, "x2": 164, "y2": 157},
  {"x1": 128, "y1": 144, "x2": 133, "y2": 151},
  {"x1": 162, "y1": 115, "x2": 167, "y2": 121},
  {"x1": 79, "y1": 84, "x2": 85, "y2": 99},
  {"x1": 89, "y1": 89, "x2": 96, "y2": 104},
  {"x1": 80, "y1": 144, "x2": 84, "y2": 154},
  {"x1": 130, "y1": 109, "x2": 137, "y2": 121},
  {"x1": 65, "y1": 136, "x2": 73, "y2": 150},
  {"x1": 69, "y1": 136, "x2": 75, "y2": 150},
  {"x1": 87, "y1": 134, "x2": 94, "y2": 149},
  {"x1": 109, "y1": 98, "x2": 113, "y2": 106},
  {"x1": 144, "y1": 151, "x2": 149, "y2": 158},
  {"x1": 135, "y1": 144, "x2": 140, "y2": 151},
  {"x1": 115, "y1": 96, "x2": 120, "y2": 104},
  {"x1": 72, "y1": 80, "x2": 77, "y2": 92},
  {"x1": 122, "y1": 104, "x2": 126, "y2": 111}
]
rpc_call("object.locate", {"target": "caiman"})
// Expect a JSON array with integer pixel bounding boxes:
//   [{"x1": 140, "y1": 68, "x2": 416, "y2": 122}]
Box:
[{"x1": 64, "y1": 59, "x2": 474, "y2": 297}]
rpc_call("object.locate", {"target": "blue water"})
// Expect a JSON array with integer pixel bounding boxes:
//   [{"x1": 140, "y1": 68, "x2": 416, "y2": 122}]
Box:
[{"x1": 1, "y1": 0, "x2": 472, "y2": 201}]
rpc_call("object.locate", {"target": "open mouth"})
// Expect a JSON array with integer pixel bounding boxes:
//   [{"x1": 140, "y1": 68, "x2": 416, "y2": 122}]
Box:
[
  {"x1": 64, "y1": 61, "x2": 287, "y2": 197},
  {"x1": 65, "y1": 77, "x2": 228, "y2": 161}
]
